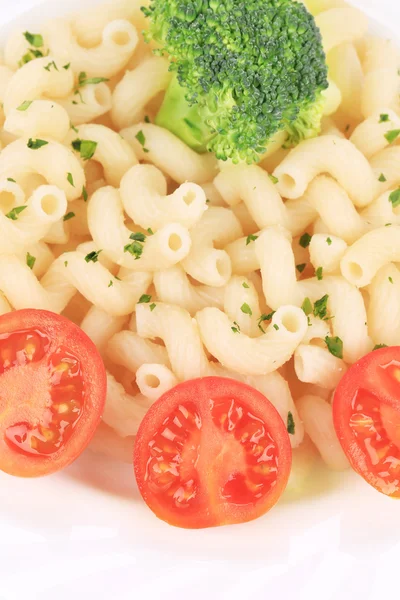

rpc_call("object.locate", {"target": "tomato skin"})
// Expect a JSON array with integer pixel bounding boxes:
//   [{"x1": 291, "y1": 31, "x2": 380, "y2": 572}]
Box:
[
  {"x1": 333, "y1": 347, "x2": 400, "y2": 497},
  {"x1": 134, "y1": 377, "x2": 292, "y2": 529},
  {"x1": 0, "y1": 309, "x2": 106, "y2": 478}
]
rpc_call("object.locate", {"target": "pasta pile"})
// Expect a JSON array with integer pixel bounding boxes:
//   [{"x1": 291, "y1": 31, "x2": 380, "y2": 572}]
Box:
[{"x1": 0, "y1": 0, "x2": 398, "y2": 472}]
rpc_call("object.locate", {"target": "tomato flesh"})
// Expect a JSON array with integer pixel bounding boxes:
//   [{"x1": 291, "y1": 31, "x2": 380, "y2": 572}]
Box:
[
  {"x1": 0, "y1": 310, "x2": 106, "y2": 477},
  {"x1": 333, "y1": 348, "x2": 400, "y2": 497},
  {"x1": 134, "y1": 377, "x2": 292, "y2": 529}
]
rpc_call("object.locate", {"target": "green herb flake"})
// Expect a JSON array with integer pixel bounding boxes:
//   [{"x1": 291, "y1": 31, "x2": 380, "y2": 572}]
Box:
[
  {"x1": 135, "y1": 130, "x2": 150, "y2": 152},
  {"x1": 144, "y1": 115, "x2": 151, "y2": 123},
  {"x1": 231, "y1": 321, "x2": 241, "y2": 334},
  {"x1": 67, "y1": 172, "x2": 75, "y2": 187},
  {"x1": 299, "y1": 232, "x2": 312, "y2": 248},
  {"x1": 389, "y1": 189, "x2": 400, "y2": 208},
  {"x1": 296, "y1": 263, "x2": 306, "y2": 273},
  {"x1": 23, "y1": 31, "x2": 43, "y2": 47},
  {"x1": 72, "y1": 138, "x2": 98, "y2": 160},
  {"x1": 246, "y1": 234, "x2": 258, "y2": 246},
  {"x1": 7, "y1": 178, "x2": 16, "y2": 183},
  {"x1": 26, "y1": 252, "x2": 36, "y2": 270},
  {"x1": 385, "y1": 223, "x2": 392, "y2": 227},
  {"x1": 389, "y1": 277, "x2": 394, "y2": 284},
  {"x1": 27, "y1": 138, "x2": 48, "y2": 150},
  {"x1": 124, "y1": 241, "x2": 143, "y2": 260},
  {"x1": 316, "y1": 266, "x2": 323, "y2": 280},
  {"x1": 82, "y1": 186, "x2": 88, "y2": 202},
  {"x1": 63, "y1": 212, "x2": 75, "y2": 222},
  {"x1": 268, "y1": 174, "x2": 279, "y2": 184},
  {"x1": 242, "y1": 282, "x2": 250, "y2": 289},
  {"x1": 257, "y1": 312, "x2": 275, "y2": 333},
  {"x1": 85, "y1": 250, "x2": 102, "y2": 263},
  {"x1": 325, "y1": 336, "x2": 344, "y2": 359},
  {"x1": 326, "y1": 237, "x2": 332, "y2": 246},
  {"x1": 313, "y1": 294, "x2": 329, "y2": 320},
  {"x1": 301, "y1": 297, "x2": 313, "y2": 316},
  {"x1": 240, "y1": 302, "x2": 252, "y2": 316},
  {"x1": 287, "y1": 411, "x2": 295, "y2": 435},
  {"x1": 147, "y1": 227, "x2": 154, "y2": 235},
  {"x1": 273, "y1": 324, "x2": 279, "y2": 331},
  {"x1": 78, "y1": 71, "x2": 109, "y2": 86},
  {"x1": 150, "y1": 303, "x2": 156, "y2": 311},
  {"x1": 380, "y1": 114, "x2": 389, "y2": 123},
  {"x1": 44, "y1": 61, "x2": 58, "y2": 72},
  {"x1": 108, "y1": 280, "x2": 113, "y2": 288},
  {"x1": 373, "y1": 344, "x2": 388, "y2": 351},
  {"x1": 6, "y1": 205, "x2": 27, "y2": 220},
  {"x1": 63, "y1": 63, "x2": 71, "y2": 70},
  {"x1": 64, "y1": 261, "x2": 68, "y2": 267},
  {"x1": 378, "y1": 173, "x2": 387, "y2": 182},
  {"x1": 138, "y1": 294, "x2": 152, "y2": 304},
  {"x1": 70, "y1": 122, "x2": 79, "y2": 133},
  {"x1": 17, "y1": 100, "x2": 32, "y2": 111},
  {"x1": 385, "y1": 129, "x2": 400, "y2": 144},
  {"x1": 129, "y1": 232, "x2": 146, "y2": 242}
]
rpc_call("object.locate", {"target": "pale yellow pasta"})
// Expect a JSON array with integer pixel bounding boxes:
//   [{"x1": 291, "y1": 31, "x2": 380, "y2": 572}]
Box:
[
  {"x1": 120, "y1": 164, "x2": 207, "y2": 231},
  {"x1": 309, "y1": 234, "x2": 348, "y2": 273},
  {"x1": 107, "y1": 330, "x2": 170, "y2": 372},
  {"x1": 0, "y1": 66, "x2": 14, "y2": 101},
  {"x1": 320, "y1": 116, "x2": 345, "y2": 138},
  {"x1": 43, "y1": 18, "x2": 138, "y2": 78},
  {"x1": 341, "y1": 225, "x2": 400, "y2": 288},
  {"x1": 153, "y1": 265, "x2": 224, "y2": 316},
  {"x1": 111, "y1": 57, "x2": 171, "y2": 129},
  {"x1": 296, "y1": 395, "x2": 349, "y2": 471},
  {"x1": 315, "y1": 7, "x2": 368, "y2": 54},
  {"x1": 16, "y1": 241, "x2": 54, "y2": 279},
  {"x1": 196, "y1": 305, "x2": 308, "y2": 376},
  {"x1": 42, "y1": 219, "x2": 69, "y2": 245},
  {"x1": 361, "y1": 190, "x2": 400, "y2": 228},
  {"x1": 370, "y1": 147, "x2": 400, "y2": 196},
  {"x1": 321, "y1": 78, "x2": 342, "y2": 116},
  {"x1": 103, "y1": 372, "x2": 152, "y2": 437},
  {"x1": 367, "y1": 264, "x2": 400, "y2": 346},
  {"x1": 136, "y1": 363, "x2": 179, "y2": 401},
  {"x1": 274, "y1": 135, "x2": 375, "y2": 207},
  {"x1": 306, "y1": 0, "x2": 348, "y2": 16},
  {"x1": 225, "y1": 234, "x2": 260, "y2": 275},
  {"x1": 302, "y1": 315, "x2": 330, "y2": 345},
  {"x1": 231, "y1": 203, "x2": 258, "y2": 236},
  {"x1": 182, "y1": 207, "x2": 242, "y2": 287},
  {"x1": 3, "y1": 29, "x2": 49, "y2": 71},
  {"x1": 327, "y1": 42, "x2": 363, "y2": 120},
  {"x1": 4, "y1": 100, "x2": 71, "y2": 141},
  {"x1": 0, "y1": 138, "x2": 85, "y2": 201},
  {"x1": 56, "y1": 83, "x2": 112, "y2": 126},
  {"x1": 136, "y1": 302, "x2": 210, "y2": 380},
  {"x1": 3, "y1": 57, "x2": 74, "y2": 115},
  {"x1": 302, "y1": 176, "x2": 364, "y2": 243},
  {"x1": 223, "y1": 276, "x2": 262, "y2": 338},
  {"x1": 80, "y1": 306, "x2": 127, "y2": 353},
  {"x1": 88, "y1": 186, "x2": 191, "y2": 270},
  {"x1": 65, "y1": 124, "x2": 137, "y2": 187},
  {"x1": 361, "y1": 37, "x2": 400, "y2": 118},
  {"x1": 294, "y1": 344, "x2": 348, "y2": 389},
  {"x1": 66, "y1": 199, "x2": 89, "y2": 237},
  {"x1": 350, "y1": 109, "x2": 400, "y2": 159},
  {"x1": 121, "y1": 123, "x2": 218, "y2": 184}
]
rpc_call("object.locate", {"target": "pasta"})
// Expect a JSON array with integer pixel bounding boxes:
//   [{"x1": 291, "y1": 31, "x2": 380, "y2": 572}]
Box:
[
  {"x1": 4, "y1": 100, "x2": 71, "y2": 142},
  {"x1": 56, "y1": 83, "x2": 112, "y2": 126}
]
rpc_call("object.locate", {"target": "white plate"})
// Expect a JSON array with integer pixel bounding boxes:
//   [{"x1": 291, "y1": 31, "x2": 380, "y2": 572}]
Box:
[{"x1": 0, "y1": 1, "x2": 400, "y2": 599}]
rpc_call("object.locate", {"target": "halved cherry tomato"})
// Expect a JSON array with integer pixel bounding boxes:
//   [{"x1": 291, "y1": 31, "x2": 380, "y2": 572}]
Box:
[
  {"x1": 333, "y1": 347, "x2": 400, "y2": 497},
  {"x1": 0, "y1": 309, "x2": 106, "y2": 477},
  {"x1": 134, "y1": 377, "x2": 292, "y2": 529}
]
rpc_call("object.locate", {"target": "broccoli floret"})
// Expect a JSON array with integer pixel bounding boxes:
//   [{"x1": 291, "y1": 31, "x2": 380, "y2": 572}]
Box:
[{"x1": 142, "y1": 0, "x2": 328, "y2": 164}]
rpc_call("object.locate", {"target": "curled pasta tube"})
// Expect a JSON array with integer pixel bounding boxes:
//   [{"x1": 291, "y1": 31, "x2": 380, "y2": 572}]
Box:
[
  {"x1": 223, "y1": 276, "x2": 262, "y2": 338},
  {"x1": 361, "y1": 37, "x2": 400, "y2": 118},
  {"x1": 327, "y1": 43, "x2": 363, "y2": 121},
  {"x1": 80, "y1": 306, "x2": 127, "y2": 354},
  {"x1": 213, "y1": 164, "x2": 316, "y2": 235},
  {"x1": 3, "y1": 29, "x2": 49, "y2": 70},
  {"x1": 111, "y1": 56, "x2": 171, "y2": 129},
  {"x1": 153, "y1": 265, "x2": 224, "y2": 316},
  {"x1": 4, "y1": 100, "x2": 71, "y2": 142},
  {"x1": 3, "y1": 57, "x2": 74, "y2": 115},
  {"x1": 56, "y1": 83, "x2": 112, "y2": 126},
  {"x1": 367, "y1": 264, "x2": 400, "y2": 346},
  {"x1": 196, "y1": 305, "x2": 308, "y2": 376},
  {"x1": 136, "y1": 302, "x2": 210, "y2": 381},
  {"x1": 273, "y1": 136, "x2": 375, "y2": 208},
  {"x1": 88, "y1": 186, "x2": 191, "y2": 270},
  {"x1": 350, "y1": 109, "x2": 400, "y2": 159},
  {"x1": 136, "y1": 364, "x2": 179, "y2": 401},
  {"x1": 121, "y1": 123, "x2": 218, "y2": 185},
  {"x1": 309, "y1": 234, "x2": 348, "y2": 274},
  {"x1": 296, "y1": 395, "x2": 349, "y2": 471},
  {"x1": 107, "y1": 330, "x2": 170, "y2": 372},
  {"x1": 182, "y1": 207, "x2": 242, "y2": 287},
  {"x1": 315, "y1": 7, "x2": 368, "y2": 54},
  {"x1": 66, "y1": 124, "x2": 137, "y2": 187},
  {"x1": 43, "y1": 18, "x2": 138, "y2": 78},
  {"x1": 103, "y1": 372, "x2": 152, "y2": 437},
  {"x1": 120, "y1": 164, "x2": 207, "y2": 231},
  {"x1": 370, "y1": 147, "x2": 400, "y2": 197},
  {"x1": 341, "y1": 225, "x2": 400, "y2": 288},
  {"x1": 0, "y1": 184, "x2": 67, "y2": 253},
  {"x1": 294, "y1": 344, "x2": 348, "y2": 389},
  {"x1": 0, "y1": 139, "x2": 85, "y2": 201}
]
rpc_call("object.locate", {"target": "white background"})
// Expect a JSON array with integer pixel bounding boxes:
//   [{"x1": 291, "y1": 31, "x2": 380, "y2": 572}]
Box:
[{"x1": 0, "y1": 1, "x2": 400, "y2": 599}]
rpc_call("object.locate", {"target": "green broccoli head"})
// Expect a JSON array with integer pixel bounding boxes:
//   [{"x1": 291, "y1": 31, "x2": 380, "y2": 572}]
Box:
[{"x1": 142, "y1": 0, "x2": 328, "y2": 163}]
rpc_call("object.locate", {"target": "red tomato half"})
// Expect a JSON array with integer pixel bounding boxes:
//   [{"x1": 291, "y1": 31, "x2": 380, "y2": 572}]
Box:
[
  {"x1": 134, "y1": 377, "x2": 292, "y2": 529},
  {"x1": 333, "y1": 347, "x2": 400, "y2": 497},
  {"x1": 0, "y1": 309, "x2": 106, "y2": 477}
]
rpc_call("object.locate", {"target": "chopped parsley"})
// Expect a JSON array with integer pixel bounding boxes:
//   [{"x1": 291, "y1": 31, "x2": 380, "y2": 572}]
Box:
[
  {"x1": 384, "y1": 129, "x2": 400, "y2": 144},
  {"x1": 17, "y1": 100, "x2": 32, "y2": 111},
  {"x1": 82, "y1": 186, "x2": 88, "y2": 202},
  {"x1": 240, "y1": 302, "x2": 252, "y2": 316},
  {"x1": 6, "y1": 205, "x2": 27, "y2": 220},
  {"x1": 268, "y1": 174, "x2": 279, "y2": 184},
  {"x1": 129, "y1": 232, "x2": 146, "y2": 242},
  {"x1": 380, "y1": 114, "x2": 390, "y2": 123},
  {"x1": 287, "y1": 412, "x2": 295, "y2": 435},
  {"x1": 27, "y1": 138, "x2": 48, "y2": 149},
  {"x1": 246, "y1": 234, "x2": 258, "y2": 246},
  {"x1": 19, "y1": 48, "x2": 44, "y2": 67},
  {"x1": 26, "y1": 252, "x2": 36, "y2": 270},
  {"x1": 72, "y1": 138, "x2": 98, "y2": 160},
  {"x1": 63, "y1": 212, "x2": 75, "y2": 221},
  {"x1": 325, "y1": 335, "x2": 343, "y2": 359},
  {"x1": 326, "y1": 237, "x2": 332, "y2": 246},
  {"x1": 231, "y1": 321, "x2": 241, "y2": 334},
  {"x1": 23, "y1": 31, "x2": 43, "y2": 47},
  {"x1": 84, "y1": 250, "x2": 102, "y2": 263},
  {"x1": 273, "y1": 324, "x2": 279, "y2": 331},
  {"x1": 7, "y1": 178, "x2": 16, "y2": 183},
  {"x1": 135, "y1": 130, "x2": 149, "y2": 153},
  {"x1": 242, "y1": 282, "x2": 250, "y2": 288},
  {"x1": 70, "y1": 122, "x2": 79, "y2": 133},
  {"x1": 389, "y1": 277, "x2": 394, "y2": 284},
  {"x1": 78, "y1": 71, "x2": 109, "y2": 86},
  {"x1": 63, "y1": 63, "x2": 71, "y2": 70},
  {"x1": 44, "y1": 61, "x2": 58, "y2": 72},
  {"x1": 373, "y1": 344, "x2": 388, "y2": 351},
  {"x1": 316, "y1": 266, "x2": 323, "y2": 280},
  {"x1": 378, "y1": 173, "x2": 387, "y2": 182},
  {"x1": 149, "y1": 303, "x2": 156, "y2": 311},
  {"x1": 258, "y1": 312, "x2": 275, "y2": 333},
  {"x1": 389, "y1": 189, "x2": 400, "y2": 208},
  {"x1": 301, "y1": 297, "x2": 313, "y2": 316},
  {"x1": 299, "y1": 232, "x2": 312, "y2": 248},
  {"x1": 296, "y1": 263, "x2": 306, "y2": 273},
  {"x1": 144, "y1": 115, "x2": 151, "y2": 123},
  {"x1": 124, "y1": 241, "x2": 144, "y2": 259},
  {"x1": 67, "y1": 172, "x2": 75, "y2": 187},
  {"x1": 313, "y1": 294, "x2": 329, "y2": 320},
  {"x1": 64, "y1": 260, "x2": 68, "y2": 267},
  {"x1": 138, "y1": 294, "x2": 152, "y2": 304},
  {"x1": 108, "y1": 280, "x2": 113, "y2": 288},
  {"x1": 147, "y1": 227, "x2": 154, "y2": 235}
]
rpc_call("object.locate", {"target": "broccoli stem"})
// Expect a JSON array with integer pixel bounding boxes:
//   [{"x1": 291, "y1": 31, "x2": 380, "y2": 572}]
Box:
[{"x1": 155, "y1": 75, "x2": 213, "y2": 153}]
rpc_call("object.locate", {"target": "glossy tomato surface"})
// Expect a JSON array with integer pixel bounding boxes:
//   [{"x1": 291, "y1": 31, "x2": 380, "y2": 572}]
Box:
[
  {"x1": 134, "y1": 377, "x2": 292, "y2": 529},
  {"x1": 333, "y1": 347, "x2": 400, "y2": 497},
  {"x1": 0, "y1": 309, "x2": 106, "y2": 477}
]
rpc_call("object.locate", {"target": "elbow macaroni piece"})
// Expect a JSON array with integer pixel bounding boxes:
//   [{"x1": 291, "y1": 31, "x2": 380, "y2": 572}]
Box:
[
  {"x1": 111, "y1": 56, "x2": 171, "y2": 129},
  {"x1": 80, "y1": 306, "x2": 127, "y2": 354},
  {"x1": 136, "y1": 302, "x2": 210, "y2": 381},
  {"x1": 361, "y1": 190, "x2": 400, "y2": 228},
  {"x1": 182, "y1": 207, "x2": 242, "y2": 287},
  {"x1": 108, "y1": 330, "x2": 170, "y2": 372},
  {"x1": 223, "y1": 276, "x2": 262, "y2": 338},
  {"x1": 121, "y1": 123, "x2": 218, "y2": 185},
  {"x1": 327, "y1": 42, "x2": 363, "y2": 121},
  {"x1": 294, "y1": 344, "x2": 348, "y2": 389},
  {"x1": 196, "y1": 305, "x2": 308, "y2": 376},
  {"x1": 43, "y1": 18, "x2": 138, "y2": 78},
  {"x1": 361, "y1": 37, "x2": 400, "y2": 118},
  {"x1": 367, "y1": 264, "x2": 400, "y2": 346},
  {"x1": 136, "y1": 363, "x2": 179, "y2": 401},
  {"x1": 56, "y1": 83, "x2": 112, "y2": 126},
  {"x1": 120, "y1": 164, "x2": 207, "y2": 231},
  {"x1": 4, "y1": 100, "x2": 71, "y2": 142},
  {"x1": 273, "y1": 136, "x2": 375, "y2": 208},
  {"x1": 350, "y1": 110, "x2": 400, "y2": 159},
  {"x1": 370, "y1": 147, "x2": 400, "y2": 197},
  {"x1": 88, "y1": 186, "x2": 191, "y2": 270},
  {"x1": 3, "y1": 29, "x2": 48, "y2": 70},
  {"x1": 0, "y1": 139, "x2": 85, "y2": 201},
  {"x1": 309, "y1": 234, "x2": 348, "y2": 274}
]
